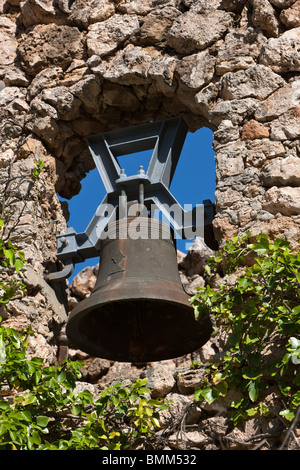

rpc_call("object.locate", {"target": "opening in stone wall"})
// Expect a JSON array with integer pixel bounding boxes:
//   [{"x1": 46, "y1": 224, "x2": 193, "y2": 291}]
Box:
[{"x1": 59, "y1": 126, "x2": 215, "y2": 281}]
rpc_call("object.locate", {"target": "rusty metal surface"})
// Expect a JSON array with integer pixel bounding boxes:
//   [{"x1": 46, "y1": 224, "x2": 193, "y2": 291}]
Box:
[{"x1": 66, "y1": 218, "x2": 212, "y2": 363}]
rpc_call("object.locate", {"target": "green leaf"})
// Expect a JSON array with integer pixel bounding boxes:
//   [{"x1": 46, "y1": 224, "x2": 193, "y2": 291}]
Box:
[
  {"x1": 138, "y1": 377, "x2": 148, "y2": 387},
  {"x1": 0, "y1": 400, "x2": 10, "y2": 410},
  {"x1": 112, "y1": 395, "x2": 119, "y2": 406},
  {"x1": 252, "y1": 236, "x2": 269, "y2": 255},
  {"x1": 71, "y1": 405, "x2": 81, "y2": 416},
  {"x1": 28, "y1": 430, "x2": 41, "y2": 449},
  {"x1": 129, "y1": 393, "x2": 138, "y2": 404},
  {"x1": 291, "y1": 306, "x2": 300, "y2": 316},
  {"x1": 36, "y1": 416, "x2": 50, "y2": 427},
  {"x1": 57, "y1": 371, "x2": 66, "y2": 383},
  {"x1": 238, "y1": 277, "x2": 253, "y2": 289},
  {"x1": 20, "y1": 410, "x2": 32, "y2": 422},
  {"x1": 151, "y1": 416, "x2": 160, "y2": 427},
  {"x1": 242, "y1": 366, "x2": 262, "y2": 380},
  {"x1": 215, "y1": 380, "x2": 228, "y2": 397},
  {"x1": 248, "y1": 381, "x2": 259, "y2": 402},
  {"x1": 199, "y1": 387, "x2": 217, "y2": 404},
  {"x1": 14, "y1": 259, "x2": 24, "y2": 274},
  {"x1": 279, "y1": 409, "x2": 295, "y2": 421},
  {"x1": 246, "y1": 406, "x2": 259, "y2": 417},
  {"x1": 8, "y1": 329, "x2": 20, "y2": 349}
]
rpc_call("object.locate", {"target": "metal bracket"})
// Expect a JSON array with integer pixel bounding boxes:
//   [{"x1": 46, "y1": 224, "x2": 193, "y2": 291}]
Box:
[{"x1": 50, "y1": 117, "x2": 216, "y2": 281}]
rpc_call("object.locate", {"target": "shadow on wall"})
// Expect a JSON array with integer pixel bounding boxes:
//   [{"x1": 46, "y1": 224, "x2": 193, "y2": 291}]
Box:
[{"x1": 58, "y1": 126, "x2": 216, "y2": 282}]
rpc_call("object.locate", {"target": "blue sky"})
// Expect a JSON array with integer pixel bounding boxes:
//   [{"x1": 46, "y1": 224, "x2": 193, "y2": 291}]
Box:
[{"x1": 59, "y1": 126, "x2": 215, "y2": 281}]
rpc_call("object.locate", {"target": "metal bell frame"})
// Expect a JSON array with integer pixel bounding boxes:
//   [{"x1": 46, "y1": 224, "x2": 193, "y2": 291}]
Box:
[{"x1": 47, "y1": 116, "x2": 215, "y2": 282}]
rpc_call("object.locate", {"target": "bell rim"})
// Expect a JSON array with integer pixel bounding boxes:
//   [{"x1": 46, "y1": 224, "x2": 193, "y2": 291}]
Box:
[{"x1": 65, "y1": 280, "x2": 212, "y2": 363}]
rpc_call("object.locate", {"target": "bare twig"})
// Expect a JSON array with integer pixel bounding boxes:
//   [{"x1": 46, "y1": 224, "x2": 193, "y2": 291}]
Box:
[{"x1": 279, "y1": 406, "x2": 300, "y2": 450}]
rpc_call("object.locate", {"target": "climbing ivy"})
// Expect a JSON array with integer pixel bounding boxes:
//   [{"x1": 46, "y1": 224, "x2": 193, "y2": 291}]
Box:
[
  {"x1": 190, "y1": 234, "x2": 300, "y2": 425},
  {"x1": 0, "y1": 324, "x2": 168, "y2": 450}
]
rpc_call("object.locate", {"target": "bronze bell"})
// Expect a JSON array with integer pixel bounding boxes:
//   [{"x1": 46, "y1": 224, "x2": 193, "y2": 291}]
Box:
[{"x1": 66, "y1": 217, "x2": 212, "y2": 363}]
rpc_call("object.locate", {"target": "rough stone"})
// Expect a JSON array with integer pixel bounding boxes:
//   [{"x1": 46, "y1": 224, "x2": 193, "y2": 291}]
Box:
[
  {"x1": 245, "y1": 139, "x2": 286, "y2": 168},
  {"x1": 0, "y1": 66, "x2": 29, "y2": 87},
  {"x1": 27, "y1": 333, "x2": 56, "y2": 365},
  {"x1": 86, "y1": 14, "x2": 140, "y2": 58},
  {"x1": 220, "y1": 65, "x2": 284, "y2": 101},
  {"x1": 148, "y1": 54, "x2": 178, "y2": 96},
  {"x1": 215, "y1": 188, "x2": 243, "y2": 210},
  {"x1": 279, "y1": 0, "x2": 300, "y2": 28},
  {"x1": 254, "y1": 80, "x2": 300, "y2": 122},
  {"x1": 0, "y1": 16, "x2": 18, "y2": 66},
  {"x1": 22, "y1": 266, "x2": 67, "y2": 321},
  {"x1": 269, "y1": 0, "x2": 297, "y2": 7},
  {"x1": 102, "y1": 82, "x2": 140, "y2": 111},
  {"x1": 117, "y1": 0, "x2": 173, "y2": 16},
  {"x1": 246, "y1": 139, "x2": 286, "y2": 161},
  {"x1": 83, "y1": 357, "x2": 112, "y2": 382},
  {"x1": 69, "y1": 0, "x2": 115, "y2": 28},
  {"x1": 214, "y1": 119, "x2": 240, "y2": 146},
  {"x1": 70, "y1": 75, "x2": 102, "y2": 114},
  {"x1": 55, "y1": 0, "x2": 71, "y2": 13},
  {"x1": 20, "y1": 0, "x2": 67, "y2": 27},
  {"x1": 176, "y1": 368, "x2": 205, "y2": 394},
  {"x1": 0, "y1": 86, "x2": 27, "y2": 108},
  {"x1": 269, "y1": 107, "x2": 300, "y2": 140},
  {"x1": 182, "y1": 0, "x2": 222, "y2": 12},
  {"x1": 158, "y1": 392, "x2": 196, "y2": 428},
  {"x1": 41, "y1": 86, "x2": 82, "y2": 120},
  {"x1": 175, "y1": 51, "x2": 215, "y2": 91},
  {"x1": 168, "y1": 430, "x2": 208, "y2": 449},
  {"x1": 167, "y1": 10, "x2": 232, "y2": 54},
  {"x1": 133, "y1": 5, "x2": 181, "y2": 45},
  {"x1": 73, "y1": 381, "x2": 99, "y2": 397},
  {"x1": 216, "y1": 143, "x2": 245, "y2": 178},
  {"x1": 259, "y1": 27, "x2": 300, "y2": 73},
  {"x1": 194, "y1": 83, "x2": 219, "y2": 119},
  {"x1": 26, "y1": 114, "x2": 59, "y2": 147},
  {"x1": 140, "y1": 363, "x2": 176, "y2": 398},
  {"x1": 70, "y1": 265, "x2": 98, "y2": 299},
  {"x1": 18, "y1": 24, "x2": 84, "y2": 75},
  {"x1": 187, "y1": 275, "x2": 206, "y2": 295},
  {"x1": 262, "y1": 186, "x2": 300, "y2": 215},
  {"x1": 179, "y1": 237, "x2": 216, "y2": 276},
  {"x1": 241, "y1": 119, "x2": 270, "y2": 139},
  {"x1": 209, "y1": 98, "x2": 258, "y2": 126},
  {"x1": 252, "y1": 0, "x2": 280, "y2": 38},
  {"x1": 260, "y1": 155, "x2": 300, "y2": 186},
  {"x1": 248, "y1": 215, "x2": 300, "y2": 249},
  {"x1": 103, "y1": 44, "x2": 161, "y2": 85},
  {"x1": 58, "y1": 61, "x2": 88, "y2": 87},
  {"x1": 215, "y1": 30, "x2": 266, "y2": 75},
  {"x1": 26, "y1": 67, "x2": 64, "y2": 99}
]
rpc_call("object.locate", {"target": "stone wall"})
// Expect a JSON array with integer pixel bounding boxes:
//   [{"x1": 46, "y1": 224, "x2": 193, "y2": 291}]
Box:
[
  {"x1": 0, "y1": 0, "x2": 299, "y2": 449},
  {"x1": 1, "y1": 0, "x2": 299, "y2": 244}
]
